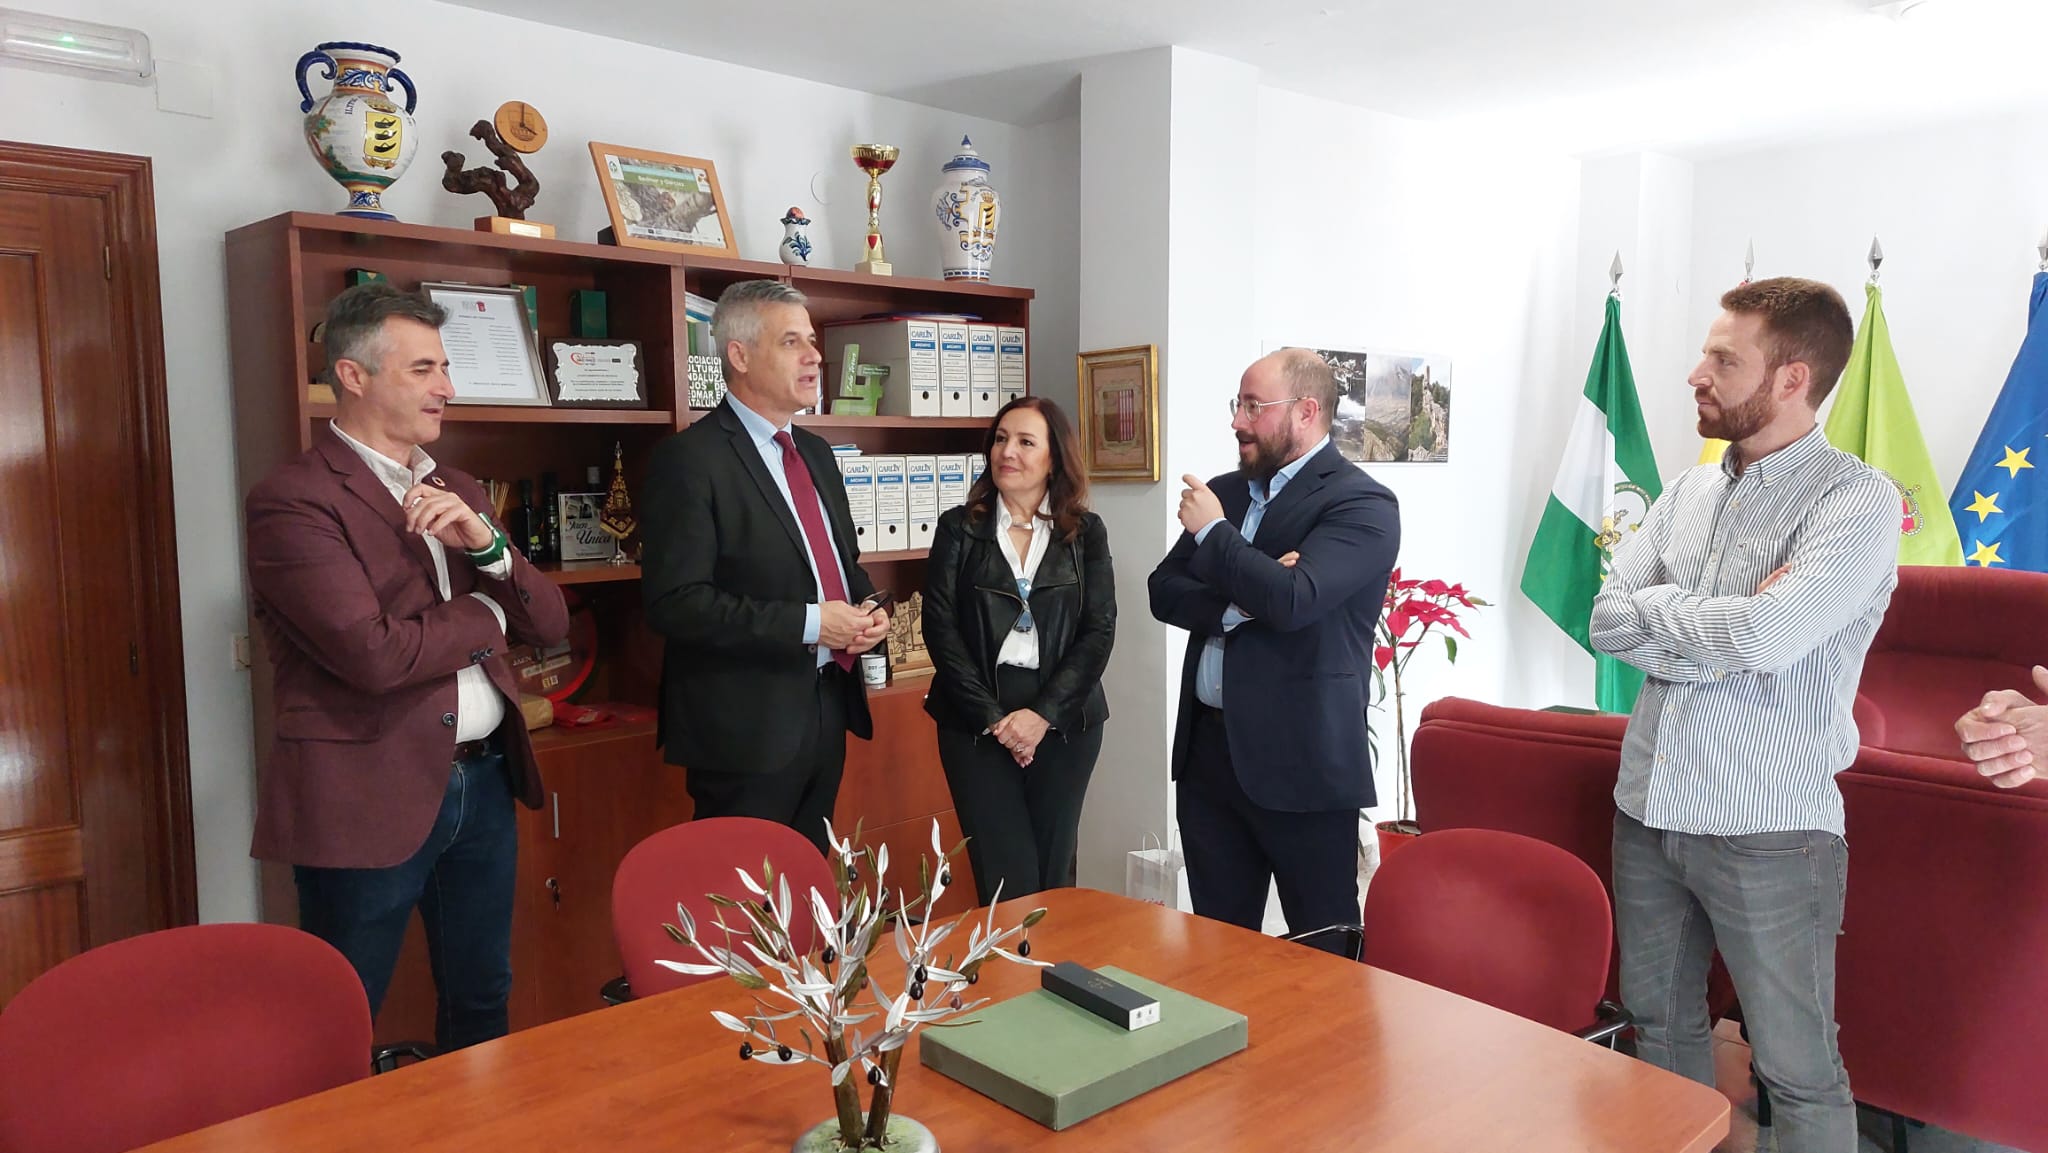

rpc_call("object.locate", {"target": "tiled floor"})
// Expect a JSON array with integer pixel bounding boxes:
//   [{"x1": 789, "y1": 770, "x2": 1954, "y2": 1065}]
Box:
[{"x1": 1709, "y1": 1020, "x2": 2027, "y2": 1153}]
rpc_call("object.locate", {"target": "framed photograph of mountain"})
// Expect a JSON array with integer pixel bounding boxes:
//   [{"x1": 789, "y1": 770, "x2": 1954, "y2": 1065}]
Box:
[
  {"x1": 1294, "y1": 345, "x2": 1452, "y2": 463},
  {"x1": 588, "y1": 142, "x2": 737, "y2": 257}
]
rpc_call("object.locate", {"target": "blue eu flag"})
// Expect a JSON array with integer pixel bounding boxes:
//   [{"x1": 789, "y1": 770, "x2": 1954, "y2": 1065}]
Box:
[{"x1": 1950, "y1": 273, "x2": 2048, "y2": 571}]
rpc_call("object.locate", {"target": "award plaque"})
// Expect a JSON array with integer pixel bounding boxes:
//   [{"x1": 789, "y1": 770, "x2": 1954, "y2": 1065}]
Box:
[
  {"x1": 545, "y1": 338, "x2": 647, "y2": 408},
  {"x1": 887, "y1": 591, "x2": 934, "y2": 677}
]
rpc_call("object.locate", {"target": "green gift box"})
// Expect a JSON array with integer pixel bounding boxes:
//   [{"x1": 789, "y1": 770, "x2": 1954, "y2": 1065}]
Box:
[{"x1": 569, "y1": 289, "x2": 608, "y2": 338}]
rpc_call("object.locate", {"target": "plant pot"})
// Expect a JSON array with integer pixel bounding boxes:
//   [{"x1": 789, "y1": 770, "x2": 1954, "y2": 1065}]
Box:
[
  {"x1": 792, "y1": 1113, "x2": 937, "y2": 1153},
  {"x1": 1375, "y1": 820, "x2": 1422, "y2": 861}
]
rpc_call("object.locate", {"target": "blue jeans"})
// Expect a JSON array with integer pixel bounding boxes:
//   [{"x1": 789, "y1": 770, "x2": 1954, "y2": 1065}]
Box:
[
  {"x1": 295, "y1": 750, "x2": 517, "y2": 1053},
  {"x1": 1613, "y1": 811, "x2": 1854, "y2": 1153}
]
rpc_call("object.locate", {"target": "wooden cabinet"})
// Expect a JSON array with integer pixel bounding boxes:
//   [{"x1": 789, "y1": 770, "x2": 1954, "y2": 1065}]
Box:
[{"x1": 226, "y1": 212, "x2": 1025, "y2": 1043}]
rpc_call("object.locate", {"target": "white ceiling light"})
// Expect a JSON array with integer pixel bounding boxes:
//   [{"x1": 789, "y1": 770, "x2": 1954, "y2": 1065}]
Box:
[{"x1": 0, "y1": 8, "x2": 152, "y2": 83}]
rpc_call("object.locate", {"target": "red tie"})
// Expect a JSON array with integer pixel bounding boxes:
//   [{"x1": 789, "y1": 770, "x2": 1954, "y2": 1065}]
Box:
[{"x1": 775, "y1": 431, "x2": 855, "y2": 671}]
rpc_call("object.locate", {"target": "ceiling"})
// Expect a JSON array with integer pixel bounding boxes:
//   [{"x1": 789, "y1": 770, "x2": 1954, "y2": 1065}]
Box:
[{"x1": 447, "y1": 0, "x2": 2048, "y2": 153}]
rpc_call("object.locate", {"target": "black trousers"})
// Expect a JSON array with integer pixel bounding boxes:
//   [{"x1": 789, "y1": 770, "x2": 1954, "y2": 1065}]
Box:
[
  {"x1": 1177, "y1": 703, "x2": 1358, "y2": 953},
  {"x1": 938, "y1": 665, "x2": 1104, "y2": 906},
  {"x1": 684, "y1": 662, "x2": 849, "y2": 857}
]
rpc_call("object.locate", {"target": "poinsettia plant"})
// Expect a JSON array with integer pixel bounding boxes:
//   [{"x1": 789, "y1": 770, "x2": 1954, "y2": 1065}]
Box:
[{"x1": 1373, "y1": 569, "x2": 1489, "y2": 827}]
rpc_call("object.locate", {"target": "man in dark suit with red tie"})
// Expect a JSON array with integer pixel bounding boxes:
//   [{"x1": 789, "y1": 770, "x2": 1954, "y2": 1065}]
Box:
[
  {"x1": 642, "y1": 281, "x2": 890, "y2": 853},
  {"x1": 245, "y1": 284, "x2": 570, "y2": 1051}
]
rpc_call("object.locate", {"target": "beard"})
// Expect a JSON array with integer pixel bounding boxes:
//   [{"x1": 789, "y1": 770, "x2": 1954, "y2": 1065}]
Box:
[
  {"x1": 1697, "y1": 384, "x2": 1775, "y2": 442},
  {"x1": 1237, "y1": 426, "x2": 1300, "y2": 482}
]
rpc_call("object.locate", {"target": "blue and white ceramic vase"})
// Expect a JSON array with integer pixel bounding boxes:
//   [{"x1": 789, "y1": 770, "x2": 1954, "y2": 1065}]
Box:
[
  {"x1": 296, "y1": 41, "x2": 418, "y2": 221},
  {"x1": 779, "y1": 206, "x2": 814, "y2": 265},
  {"x1": 931, "y1": 136, "x2": 1001, "y2": 281}
]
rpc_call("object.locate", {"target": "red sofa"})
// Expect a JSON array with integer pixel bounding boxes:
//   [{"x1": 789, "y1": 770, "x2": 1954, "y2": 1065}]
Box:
[
  {"x1": 1410, "y1": 697, "x2": 2048, "y2": 1150},
  {"x1": 1834, "y1": 745, "x2": 2048, "y2": 1151},
  {"x1": 1859, "y1": 565, "x2": 2048, "y2": 760}
]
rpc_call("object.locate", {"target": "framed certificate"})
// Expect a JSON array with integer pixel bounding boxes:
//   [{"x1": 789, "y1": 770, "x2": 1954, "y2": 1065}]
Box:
[
  {"x1": 545, "y1": 339, "x2": 647, "y2": 408},
  {"x1": 419, "y1": 282, "x2": 551, "y2": 406}
]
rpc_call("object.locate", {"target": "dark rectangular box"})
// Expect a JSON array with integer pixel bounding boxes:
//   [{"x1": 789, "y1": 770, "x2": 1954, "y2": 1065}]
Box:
[{"x1": 1041, "y1": 961, "x2": 1160, "y2": 1030}]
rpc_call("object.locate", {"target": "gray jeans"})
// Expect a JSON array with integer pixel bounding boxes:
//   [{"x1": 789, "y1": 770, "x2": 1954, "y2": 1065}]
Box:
[{"x1": 1613, "y1": 811, "x2": 1854, "y2": 1153}]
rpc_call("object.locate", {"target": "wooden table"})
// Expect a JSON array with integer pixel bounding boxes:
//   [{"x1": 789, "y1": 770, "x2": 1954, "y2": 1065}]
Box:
[{"x1": 141, "y1": 888, "x2": 1728, "y2": 1152}]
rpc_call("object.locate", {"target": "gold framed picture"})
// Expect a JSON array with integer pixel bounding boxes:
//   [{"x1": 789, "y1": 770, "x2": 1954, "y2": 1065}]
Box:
[
  {"x1": 587, "y1": 142, "x2": 737, "y2": 257},
  {"x1": 1076, "y1": 344, "x2": 1159, "y2": 482}
]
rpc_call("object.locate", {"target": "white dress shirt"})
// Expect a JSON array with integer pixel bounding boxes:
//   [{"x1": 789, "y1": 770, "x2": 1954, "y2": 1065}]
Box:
[
  {"x1": 725, "y1": 393, "x2": 852, "y2": 669},
  {"x1": 993, "y1": 496, "x2": 1052, "y2": 669},
  {"x1": 330, "y1": 423, "x2": 510, "y2": 741}
]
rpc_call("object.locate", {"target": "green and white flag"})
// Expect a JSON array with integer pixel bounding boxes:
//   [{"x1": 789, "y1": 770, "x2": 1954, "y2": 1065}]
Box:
[{"x1": 1521, "y1": 293, "x2": 1663, "y2": 714}]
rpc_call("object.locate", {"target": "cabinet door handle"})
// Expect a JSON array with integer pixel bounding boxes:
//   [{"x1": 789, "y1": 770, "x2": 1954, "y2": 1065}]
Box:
[
  {"x1": 551, "y1": 791, "x2": 560, "y2": 839},
  {"x1": 545, "y1": 875, "x2": 560, "y2": 908}
]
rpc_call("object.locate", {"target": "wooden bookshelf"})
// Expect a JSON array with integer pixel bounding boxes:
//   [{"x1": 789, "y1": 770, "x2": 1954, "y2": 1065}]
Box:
[
  {"x1": 224, "y1": 211, "x2": 1025, "y2": 1043},
  {"x1": 537, "y1": 561, "x2": 643, "y2": 586}
]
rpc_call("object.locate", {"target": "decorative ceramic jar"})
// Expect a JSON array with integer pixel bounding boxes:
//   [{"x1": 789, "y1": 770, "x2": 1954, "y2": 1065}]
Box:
[
  {"x1": 296, "y1": 40, "x2": 418, "y2": 220},
  {"x1": 779, "y1": 206, "x2": 814, "y2": 265},
  {"x1": 931, "y1": 136, "x2": 1001, "y2": 281}
]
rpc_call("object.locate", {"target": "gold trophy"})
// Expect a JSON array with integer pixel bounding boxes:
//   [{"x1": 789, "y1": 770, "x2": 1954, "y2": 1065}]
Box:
[{"x1": 850, "y1": 144, "x2": 899, "y2": 276}]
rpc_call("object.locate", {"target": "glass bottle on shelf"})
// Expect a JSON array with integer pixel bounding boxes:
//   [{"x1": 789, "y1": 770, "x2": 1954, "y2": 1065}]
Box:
[
  {"x1": 540, "y1": 471, "x2": 561, "y2": 563},
  {"x1": 510, "y1": 478, "x2": 540, "y2": 559}
]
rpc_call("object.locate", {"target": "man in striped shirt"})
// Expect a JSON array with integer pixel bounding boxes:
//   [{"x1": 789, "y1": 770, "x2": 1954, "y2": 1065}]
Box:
[{"x1": 1592, "y1": 278, "x2": 1899, "y2": 1153}]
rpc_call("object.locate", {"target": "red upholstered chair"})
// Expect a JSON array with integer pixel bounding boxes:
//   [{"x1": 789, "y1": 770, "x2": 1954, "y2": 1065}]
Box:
[
  {"x1": 1410, "y1": 697, "x2": 1744, "y2": 1025},
  {"x1": 1858, "y1": 565, "x2": 2048, "y2": 760},
  {"x1": 607, "y1": 816, "x2": 839, "y2": 1003},
  {"x1": 1358, "y1": 827, "x2": 1627, "y2": 1041},
  {"x1": 1834, "y1": 746, "x2": 2048, "y2": 1152},
  {"x1": 0, "y1": 923, "x2": 370, "y2": 1153}
]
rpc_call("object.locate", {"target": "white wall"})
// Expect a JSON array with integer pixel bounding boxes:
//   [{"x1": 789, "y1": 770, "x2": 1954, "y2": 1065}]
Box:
[
  {"x1": 1252, "y1": 89, "x2": 1586, "y2": 821},
  {"x1": 1073, "y1": 48, "x2": 1175, "y2": 891},
  {"x1": 1577, "y1": 154, "x2": 1700, "y2": 485},
  {"x1": 1686, "y1": 107, "x2": 2048, "y2": 491},
  {"x1": 0, "y1": 0, "x2": 1077, "y2": 923}
]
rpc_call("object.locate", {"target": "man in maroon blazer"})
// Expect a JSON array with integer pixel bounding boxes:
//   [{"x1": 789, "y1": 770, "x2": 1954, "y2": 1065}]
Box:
[{"x1": 244, "y1": 284, "x2": 568, "y2": 1052}]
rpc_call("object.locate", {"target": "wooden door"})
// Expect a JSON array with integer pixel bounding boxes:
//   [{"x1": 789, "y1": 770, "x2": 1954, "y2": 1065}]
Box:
[{"x1": 0, "y1": 143, "x2": 193, "y2": 1004}]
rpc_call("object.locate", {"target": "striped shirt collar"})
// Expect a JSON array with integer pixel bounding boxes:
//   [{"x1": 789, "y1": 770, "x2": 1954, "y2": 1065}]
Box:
[{"x1": 1721, "y1": 423, "x2": 1829, "y2": 485}]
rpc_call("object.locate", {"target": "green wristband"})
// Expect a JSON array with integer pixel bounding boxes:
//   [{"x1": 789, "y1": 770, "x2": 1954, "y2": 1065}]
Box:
[{"x1": 465, "y1": 524, "x2": 508, "y2": 567}]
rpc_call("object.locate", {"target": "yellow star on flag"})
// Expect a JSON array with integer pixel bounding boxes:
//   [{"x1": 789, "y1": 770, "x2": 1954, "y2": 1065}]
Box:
[
  {"x1": 1997, "y1": 445, "x2": 2034, "y2": 477},
  {"x1": 1967, "y1": 539, "x2": 2006, "y2": 567},
  {"x1": 1964, "y1": 491, "x2": 2003, "y2": 522}
]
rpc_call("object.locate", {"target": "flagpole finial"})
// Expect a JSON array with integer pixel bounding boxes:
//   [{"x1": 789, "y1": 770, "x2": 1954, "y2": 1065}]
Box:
[
  {"x1": 1744, "y1": 239, "x2": 1755, "y2": 284},
  {"x1": 1868, "y1": 236, "x2": 1884, "y2": 283},
  {"x1": 1608, "y1": 251, "x2": 1624, "y2": 296},
  {"x1": 2036, "y1": 229, "x2": 2047, "y2": 271}
]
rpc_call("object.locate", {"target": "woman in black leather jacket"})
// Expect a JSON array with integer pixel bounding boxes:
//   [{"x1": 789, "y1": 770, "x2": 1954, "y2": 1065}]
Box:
[{"x1": 923, "y1": 396, "x2": 1115, "y2": 903}]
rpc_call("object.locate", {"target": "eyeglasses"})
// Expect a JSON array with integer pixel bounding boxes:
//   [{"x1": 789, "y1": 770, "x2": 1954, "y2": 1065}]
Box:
[
  {"x1": 1227, "y1": 395, "x2": 1305, "y2": 418},
  {"x1": 1013, "y1": 578, "x2": 1034, "y2": 634}
]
